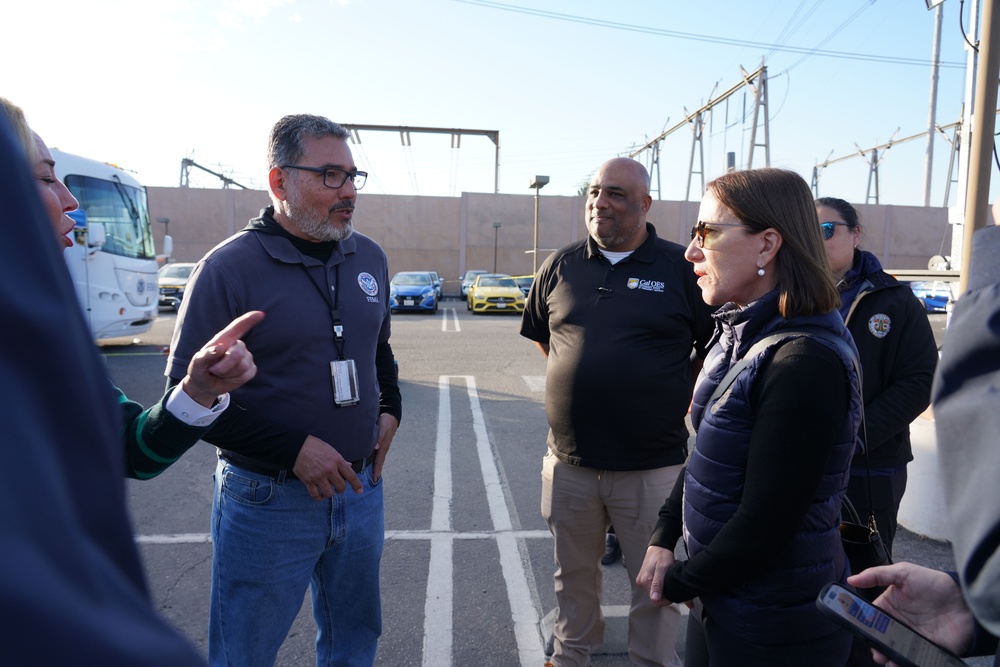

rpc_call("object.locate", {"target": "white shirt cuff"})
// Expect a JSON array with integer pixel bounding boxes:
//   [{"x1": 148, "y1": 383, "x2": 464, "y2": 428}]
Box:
[{"x1": 164, "y1": 386, "x2": 230, "y2": 427}]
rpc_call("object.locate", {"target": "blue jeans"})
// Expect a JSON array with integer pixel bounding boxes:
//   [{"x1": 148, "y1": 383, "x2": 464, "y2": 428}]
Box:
[{"x1": 208, "y1": 458, "x2": 384, "y2": 667}]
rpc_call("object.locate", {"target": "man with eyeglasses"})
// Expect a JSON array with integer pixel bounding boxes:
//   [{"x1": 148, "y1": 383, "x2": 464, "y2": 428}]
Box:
[
  {"x1": 166, "y1": 114, "x2": 401, "y2": 666},
  {"x1": 521, "y1": 158, "x2": 713, "y2": 666}
]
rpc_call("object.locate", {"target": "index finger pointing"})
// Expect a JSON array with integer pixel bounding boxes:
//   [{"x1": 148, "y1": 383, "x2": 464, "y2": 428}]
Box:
[{"x1": 206, "y1": 311, "x2": 265, "y2": 348}]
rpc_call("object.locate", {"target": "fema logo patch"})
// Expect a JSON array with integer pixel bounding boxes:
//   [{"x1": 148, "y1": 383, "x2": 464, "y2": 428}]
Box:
[
  {"x1": 626, "y1": 278, "x2": 665, "y2": 293},
  {"x1": 358, "y1": 272, "x2": 379, "y2": 296},
  {"x1": 868, "y1": 313, "x2": 891, "y2": 338}
]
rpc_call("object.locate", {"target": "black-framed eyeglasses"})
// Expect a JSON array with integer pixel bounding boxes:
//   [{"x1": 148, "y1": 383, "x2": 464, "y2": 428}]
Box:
[
  {"x1": 280, "y1": 164, "x2": 368, "y2": 190},
  {"x1": 690, "y1": 221, "x2": 746, "y2": 249},
  {"x1": 819, "y1": 221, "x2": 851, "y2": 240}
]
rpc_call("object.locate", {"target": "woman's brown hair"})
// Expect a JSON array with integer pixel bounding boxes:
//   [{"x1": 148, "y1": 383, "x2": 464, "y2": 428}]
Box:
[{"x1": 707, "y1": 168, "x2": 840, "y2": 317}]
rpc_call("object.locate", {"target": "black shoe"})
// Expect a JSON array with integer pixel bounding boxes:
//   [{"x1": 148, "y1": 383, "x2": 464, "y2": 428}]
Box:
[{"x1": 601, "y1": 534, "x2": 622, "y2": 565}]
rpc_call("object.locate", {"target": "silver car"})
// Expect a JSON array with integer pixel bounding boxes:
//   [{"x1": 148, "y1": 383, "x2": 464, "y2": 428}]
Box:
[
  {"x1": 460, "y1": 269, "x2": 488, "y2": 297},
  {"x1": 158, "y1": 262, "x2": 197, "y2": 311}
]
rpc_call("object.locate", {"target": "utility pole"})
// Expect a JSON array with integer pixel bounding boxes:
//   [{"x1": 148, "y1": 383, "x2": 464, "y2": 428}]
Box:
[
  {"x1": 492, "y1": 222, "x2": 501, "y2": 273},
  {"x1": 923, "y1": 2, "x2": 945, "y2": 206},
  {"x1": 529, "y1": 176, "x2": 549, "y2": 275},
  {"x1": 960, "y1": 0, "x2": 1000, "y2": 293},
  {"x1": 951, "y1": 0, "x2": 981, "y2": 270}
]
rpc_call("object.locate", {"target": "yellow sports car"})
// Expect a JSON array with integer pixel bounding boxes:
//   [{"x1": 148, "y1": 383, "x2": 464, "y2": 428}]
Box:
[{"x1": 466, "y1": 273, "x2": 525, "y2": 314}]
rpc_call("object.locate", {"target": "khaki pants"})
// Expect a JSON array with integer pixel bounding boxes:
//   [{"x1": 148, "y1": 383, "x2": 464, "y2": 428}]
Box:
[{"x1": 541, "y1": 449, "x2": 683, "y2": 667}]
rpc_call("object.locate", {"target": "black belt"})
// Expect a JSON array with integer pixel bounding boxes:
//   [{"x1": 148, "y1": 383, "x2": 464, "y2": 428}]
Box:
[{"x1": 220, "y1": 451, "x2": 376, "y2": 481}]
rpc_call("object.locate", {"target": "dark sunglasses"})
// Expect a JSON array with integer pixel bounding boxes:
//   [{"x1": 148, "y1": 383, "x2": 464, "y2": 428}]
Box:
[
  {"x1": 690, "y1": 221, "x2": 745, "y2": 249},
  {"x1": 820, "y1": 222, "x2": 851, "y2": 240}
]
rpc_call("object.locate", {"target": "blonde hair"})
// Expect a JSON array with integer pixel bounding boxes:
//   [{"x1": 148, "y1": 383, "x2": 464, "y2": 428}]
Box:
[{"x1": 0, "y1": 97, "x2": 38, "y2": 163}]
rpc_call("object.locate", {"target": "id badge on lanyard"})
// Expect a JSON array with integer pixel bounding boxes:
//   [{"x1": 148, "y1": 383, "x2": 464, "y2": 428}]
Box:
[
  {"x1": 331, "y1": 359, "x2": 360, "y2": 406},
  {"x1": 312, "y1": 263, "x2": 359, "y2": 408}
]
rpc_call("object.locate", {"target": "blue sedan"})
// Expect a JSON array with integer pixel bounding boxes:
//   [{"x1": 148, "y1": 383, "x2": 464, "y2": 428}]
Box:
[
  {"x1": 909, "y1": 280, "x2": 951, "y2": 313},
  {"x1": 390, "y1": 271, "x2": 438, "y2": 314}
]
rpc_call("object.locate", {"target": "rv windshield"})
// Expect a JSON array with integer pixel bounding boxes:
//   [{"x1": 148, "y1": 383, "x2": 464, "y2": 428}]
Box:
[{"x1": 64, "y1": 174, "x2": 155, "y2": 260}]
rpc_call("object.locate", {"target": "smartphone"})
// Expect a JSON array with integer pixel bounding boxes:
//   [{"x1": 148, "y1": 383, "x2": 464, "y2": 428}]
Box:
[{"x1": 816, "y1": 582, "x2": 966, "y2": 667}]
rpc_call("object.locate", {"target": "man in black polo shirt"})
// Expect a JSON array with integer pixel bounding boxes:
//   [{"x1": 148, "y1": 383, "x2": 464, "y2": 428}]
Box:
[{"x1": 521, "y1": 157, "x2": 713, "y2": 667}]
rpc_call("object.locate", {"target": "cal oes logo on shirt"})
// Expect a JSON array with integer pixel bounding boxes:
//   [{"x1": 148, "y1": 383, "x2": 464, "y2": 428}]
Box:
[
  {"x1": 868, "y1": 313, "x2": 891, "y2": 338},
  {"x1": 626, "y1": 278, "x2": 665, "y2": 293},
  {"x1": 358, "y1": 272, "x2": 379, "y2": 297}
]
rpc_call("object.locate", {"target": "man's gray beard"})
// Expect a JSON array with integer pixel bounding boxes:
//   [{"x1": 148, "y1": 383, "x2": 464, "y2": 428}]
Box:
[
  {"x1": 299, "y1": 214, "x2": 353, "y2": 242},
  {"x1": 285, "y1": 193, "x2": 353, "y2": 242}
]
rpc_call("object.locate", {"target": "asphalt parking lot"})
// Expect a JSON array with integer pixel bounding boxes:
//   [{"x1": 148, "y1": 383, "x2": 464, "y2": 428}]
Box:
[{"x1": 100, "y1": 306, "x2": 975, "y2": 666}]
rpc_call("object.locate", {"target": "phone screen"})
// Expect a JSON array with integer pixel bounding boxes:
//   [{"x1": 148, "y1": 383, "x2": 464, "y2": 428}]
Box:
[{"x1": 816, "y1": 583, "x2": 965, "y2": 667}]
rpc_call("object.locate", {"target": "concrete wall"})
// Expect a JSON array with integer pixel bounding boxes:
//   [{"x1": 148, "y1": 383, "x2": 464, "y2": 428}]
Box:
[
  {"x1": 147, "y1": 187, "x2": 270, "y2": 264},
  {"x1": 148, "y1": 187, "x2": 953, "y2": 295}
]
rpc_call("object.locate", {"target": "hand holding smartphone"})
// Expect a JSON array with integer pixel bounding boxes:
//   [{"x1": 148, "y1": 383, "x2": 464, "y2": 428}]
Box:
[{"x1": 816, "y1": 582, "x2": 966, "y2": 667}]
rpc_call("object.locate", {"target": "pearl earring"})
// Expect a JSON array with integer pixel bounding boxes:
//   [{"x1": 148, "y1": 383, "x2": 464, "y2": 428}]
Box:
[{"x1": 757, "y1": 267, "x2": 765, "y2": 277}]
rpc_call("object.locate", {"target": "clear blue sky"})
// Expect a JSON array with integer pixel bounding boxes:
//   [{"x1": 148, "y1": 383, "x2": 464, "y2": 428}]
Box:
[{"x1": 4, "y1": 0, "x2": 991, "y2": 206}]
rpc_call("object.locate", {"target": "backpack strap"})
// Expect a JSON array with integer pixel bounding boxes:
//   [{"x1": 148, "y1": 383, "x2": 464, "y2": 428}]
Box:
[
  {"x1": 708, "y1": 328, "x2": 859, "y2": 406},
  {"x1": 706, "y1": 327, "x2": 881, "y2": 539}
]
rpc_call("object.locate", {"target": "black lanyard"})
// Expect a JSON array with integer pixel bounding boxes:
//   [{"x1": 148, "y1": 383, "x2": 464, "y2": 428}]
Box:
[{"x1": 303, "y1": 261, "x2": 347, "y2": 361}]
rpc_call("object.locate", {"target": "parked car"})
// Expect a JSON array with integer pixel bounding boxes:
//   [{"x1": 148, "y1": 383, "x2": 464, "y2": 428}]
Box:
[
  {"x1": 157, "y1": 262, "x2": 197, "y2": 311},
  {"x1": 460, "y1": 269, "x2": 489, "y2": 297},
  {"x1": 909, "y1": 280, "x2": 952, "y2": 313},
  {"x1": 510, "y1": 274, "x2": 535, "y2": 297},
  {"x1": 427, "y1": 271, "x2": 442, "y2": 299},
  {"x1": 467, "y1": 273, "x2": 525, "y2": 314},
  {"x1": 390, "y1": 271, "x2": 438, "y2": 314}
]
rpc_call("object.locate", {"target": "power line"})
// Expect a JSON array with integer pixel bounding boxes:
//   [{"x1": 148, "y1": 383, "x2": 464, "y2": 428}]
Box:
[
  {"x1": 779, "y1": 1, "x2": 877, "y2": 74},
  {"x1": 767, "y1": 0, "x2": 824, "y2": 61},
  {"x1": 455, "y1": 0, "x2": 965, "y2": 69}
]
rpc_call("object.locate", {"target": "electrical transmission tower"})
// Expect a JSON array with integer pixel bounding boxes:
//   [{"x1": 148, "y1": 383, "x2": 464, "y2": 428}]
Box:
[
  {"x1": 629, "y1": 63, "x2": 769, "y2": 200},
  {"x1": 179, "y1": 158, "x2": 250, "y2": 189}
]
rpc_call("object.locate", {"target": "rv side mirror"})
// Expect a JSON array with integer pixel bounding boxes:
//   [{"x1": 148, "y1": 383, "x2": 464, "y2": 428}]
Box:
[
  {"x1": 87, "y1": 222, "x2": 106, "y2": 248},
  {"x1": 162, "y1": 234, "x2": 174, "y2": 259}
]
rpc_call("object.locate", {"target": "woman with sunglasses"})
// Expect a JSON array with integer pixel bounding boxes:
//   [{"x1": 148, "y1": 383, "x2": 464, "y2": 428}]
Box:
[
  {"x1": 818, "y1": 197, "x2": 938, "y2": 555},
  {"x1": 637, "y1": 169, "x2": 861, "y2": 666},
  {"x1": 818, "y1": 198, "x2": 937, "y2": 667}
]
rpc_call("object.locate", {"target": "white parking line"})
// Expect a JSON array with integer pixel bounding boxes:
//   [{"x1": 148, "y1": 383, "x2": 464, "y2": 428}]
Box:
[
  {"x1": 422, "y1": 376, "x2": 455, "y2": 666},
  {"x1": 440, "y1": 307, "x2": 461, "y2": 332},
  {"x1": 135, "y1": 533, "x2": 212, "y2": 544},
  {"x1": 135, "y1": 529, "x2": 553, "y2": 545},
  {"x1": 134, "y1": 374, "x2": 547, "y2": 666},
  {"x1": 457, "y1": 376, "x2": 544, "y2": 666}
]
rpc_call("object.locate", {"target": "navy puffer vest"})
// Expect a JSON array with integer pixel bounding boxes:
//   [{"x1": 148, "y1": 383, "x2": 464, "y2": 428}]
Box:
[{"x1": 685, "y1": 291, "x2": 862, "y2": 643}]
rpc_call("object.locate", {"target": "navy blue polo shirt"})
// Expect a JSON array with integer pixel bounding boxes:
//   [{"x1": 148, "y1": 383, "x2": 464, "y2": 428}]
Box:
[{"x1": 521, "y1": 223, "x2": 713, "y2": 470}]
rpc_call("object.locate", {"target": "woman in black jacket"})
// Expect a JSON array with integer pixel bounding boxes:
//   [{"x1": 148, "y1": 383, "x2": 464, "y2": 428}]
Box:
[{"x1": 816, "y1": 197, "x2": 939, "y2": 556}]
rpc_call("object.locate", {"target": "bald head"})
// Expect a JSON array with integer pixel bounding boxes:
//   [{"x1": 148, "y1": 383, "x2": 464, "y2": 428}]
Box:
[
  {"x1": 585, "y1": 158, "x2": 653, "y2": 252},
  {"x1": 595, "y1": 158, "x2": 650, "y2": 195}
]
